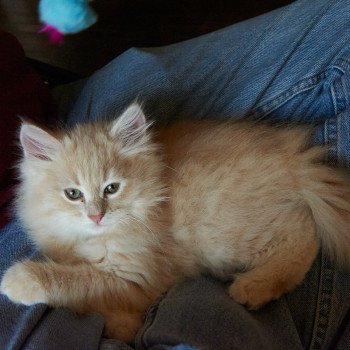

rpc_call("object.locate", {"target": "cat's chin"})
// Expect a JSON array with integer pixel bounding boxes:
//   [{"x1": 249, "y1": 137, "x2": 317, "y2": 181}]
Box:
[
  {"x1": 79, "y1": 217, "x2": 124, "y2": 237},
  {"x1": 84, "y1": 223, "x2": 112, "y2": 236}
]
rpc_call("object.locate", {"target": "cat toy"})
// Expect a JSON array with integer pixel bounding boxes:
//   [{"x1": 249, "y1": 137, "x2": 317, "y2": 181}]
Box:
[{"x1": 38, "y1": 0, "x2": 98, "y2": 44}]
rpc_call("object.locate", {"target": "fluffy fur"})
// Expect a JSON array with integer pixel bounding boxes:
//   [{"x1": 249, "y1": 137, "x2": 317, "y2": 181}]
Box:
[{"x1": 1, "y1": 103, "x2": 350, "y2": 340}]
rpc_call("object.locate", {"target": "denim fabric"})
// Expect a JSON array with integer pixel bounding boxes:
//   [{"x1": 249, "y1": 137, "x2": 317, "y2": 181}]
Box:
[
  {"x1": 128, "y1": 0, "x2": 350, "y2": 347},
  {"x1": 65, "y1": 0, "x2": 350, "y2": 127},
  {"x1": 2, "y1": 0, "x2": 350, "y2": 349}
]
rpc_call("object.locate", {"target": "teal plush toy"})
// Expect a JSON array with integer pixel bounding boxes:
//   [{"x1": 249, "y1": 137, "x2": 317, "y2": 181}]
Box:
[{"x1": 39, "y1": 0, "x2": 98, "y2": 44}]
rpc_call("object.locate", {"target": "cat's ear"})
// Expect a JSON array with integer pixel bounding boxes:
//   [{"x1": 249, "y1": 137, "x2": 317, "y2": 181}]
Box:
[
  {"x1": 20, "y1": 124, "x2": 61, "y2": 161},
  {"x1": 109, "y1": 103, "x2": 148, "y2": 143}
]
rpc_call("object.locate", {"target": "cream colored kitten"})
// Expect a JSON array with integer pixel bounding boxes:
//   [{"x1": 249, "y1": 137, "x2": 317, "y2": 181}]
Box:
[
  {"x1": 2, "y1": 103, "x2": 350, "y2": 341},
  {"x1": 1, "y1": 105, "x2": 177, "y2": 341}
]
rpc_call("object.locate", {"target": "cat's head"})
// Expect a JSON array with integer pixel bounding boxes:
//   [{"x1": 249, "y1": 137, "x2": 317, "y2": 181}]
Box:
[{"x1": 17, "y1": 104, "x2": 166, "y2": 242}]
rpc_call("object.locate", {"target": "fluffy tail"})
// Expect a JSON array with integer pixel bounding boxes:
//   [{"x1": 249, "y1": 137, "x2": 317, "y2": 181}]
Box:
[{"x1": 300, "y1": 148, "x2": 350, "y2": 267}]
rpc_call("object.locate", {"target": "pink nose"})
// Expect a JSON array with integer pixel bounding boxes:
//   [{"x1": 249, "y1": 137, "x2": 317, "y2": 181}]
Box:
[{"x1": 88, "y1": 213, "x2": 104, "y2": 224}]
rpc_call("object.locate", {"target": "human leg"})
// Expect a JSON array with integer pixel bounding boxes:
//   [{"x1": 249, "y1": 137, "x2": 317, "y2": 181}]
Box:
[
  {"x1": 66, "y1": 0, "x2": 350, "y2": 127},
  {"x1": 3, "y1": 0, "x2": 350, "y2": 348},
  {"x1": 56, "y1": 0, "x2": 350, "y2": 348}
]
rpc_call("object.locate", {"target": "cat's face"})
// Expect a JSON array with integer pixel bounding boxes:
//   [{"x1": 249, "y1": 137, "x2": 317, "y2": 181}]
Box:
[{"x1": 18, "y1": 104, "x2": 165, "y2": 240}]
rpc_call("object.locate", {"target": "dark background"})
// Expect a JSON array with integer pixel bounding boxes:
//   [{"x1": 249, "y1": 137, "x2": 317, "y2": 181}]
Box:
[{"x1": 0, "y1": 0, "x2": 294, "y2": 75}]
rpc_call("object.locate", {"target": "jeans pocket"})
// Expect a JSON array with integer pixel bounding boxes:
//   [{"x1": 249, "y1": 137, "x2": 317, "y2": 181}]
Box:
[
  {"x1": 253, "y1": 58, "x2": 350, "y2": 123},
  {"x1": 252, "y1": 59, "x2": 350, "y2": 167}
]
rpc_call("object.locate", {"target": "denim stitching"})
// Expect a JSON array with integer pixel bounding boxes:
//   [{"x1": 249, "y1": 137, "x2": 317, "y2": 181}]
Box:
[
  {"x1": 309, "y1": 59, "x2": 350, "y2": 350},
  {"x1": 252, "y1": 73, "x2": 325, "y2": 119},
  {"x1": 340, "y1": 76, "x2": 349, "y2": 111},
  {"x1": 325, "y1": 116, "x2": 338, "y2": 166},
  {"x1": 331, "y1": 78, "x2": 339, "y2": 116},
  {"x1": 330, "y1": 69, "x2": 349, "y2": 114},
  {"x1": 252, "y1": 55, "x2": 350, "y2": 121},
  {"x1": 251, "y1": 0, "x2": 336, "y2": 113},
  {"x1": 330, "y1": 57, "x2": 350, "y2": 74},
  {"x1": 252, "y1": 55, "x2": 349, "y2": 349},
  {"x1": 309, "y1": 254, "x2": 335, "y2": 350}
]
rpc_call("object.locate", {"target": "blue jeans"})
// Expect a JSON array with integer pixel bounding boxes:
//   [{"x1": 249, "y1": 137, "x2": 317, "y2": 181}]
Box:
[{"x1": 2, "y1": 0, "x2": 350, "y2": 349}]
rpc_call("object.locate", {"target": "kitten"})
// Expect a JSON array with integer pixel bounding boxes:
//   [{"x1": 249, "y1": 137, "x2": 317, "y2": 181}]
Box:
[
  {"x1": 2, "y1": 103, "x2": 350, "y2": 341},
  {"x1": 0, "y1": 105, "x2": 178, "y2": 341}
]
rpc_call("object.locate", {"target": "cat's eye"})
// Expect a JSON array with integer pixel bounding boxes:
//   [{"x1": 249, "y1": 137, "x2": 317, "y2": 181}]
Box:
[
  {"x1": 104, "y1": 182, "x2": 120, "y2": 195},
  {"x1": 64, "y1": 188, "x2": 83, "y2": 201}
]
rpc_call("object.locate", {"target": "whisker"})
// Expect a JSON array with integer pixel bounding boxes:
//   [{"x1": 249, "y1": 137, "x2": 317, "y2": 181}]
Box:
[
  {"x1": 126, "y1": 214, "x2": 158, "y2": 242},
  {"x1": 164, "y1": 165, "x2": 178, "y2": 173},
  {"x1": 127, "y1": 214, "x2": 167, "y2": 253}
]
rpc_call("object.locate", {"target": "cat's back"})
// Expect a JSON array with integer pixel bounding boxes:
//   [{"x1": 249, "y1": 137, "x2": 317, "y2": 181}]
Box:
[
  {"x1": 155, "y1": 119, "x2": 311, "y2": 179},
  {"x1": 155, "y1": 120, "x2": 315, "y2": 275},
  {"x1": 155, "y1": 119, "x2": 313, "y2": 224}
]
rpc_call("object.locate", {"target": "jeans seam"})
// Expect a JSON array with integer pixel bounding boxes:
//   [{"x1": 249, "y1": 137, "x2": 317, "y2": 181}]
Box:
[
  {"x1": 250, "y1": 0, "x2": 336, "y2": 114},
  {"x1": 325, "y1": 117, "x2": 338, "y2": 166},
  {"x1": 251, "y1": 73, "x2": 325, "y2": 119},
  {"x1": 309, "y1": 60, "x2": 350, "y2": 349},
  {"x1": 252, "y1": 54, "x2": 350, "y2": 121},
  {"x1": 308, "y1": 252, "x2": 335, "y2": 350},
  {"x1": 308, "y1": 103, "x2": 337, "y2": 350},
  {"x1": 330, "y1": 57, "x2": 350, "y2": 74},
  {"x1": 330, "y1": 69, "x2": 349, "y2": 115}
]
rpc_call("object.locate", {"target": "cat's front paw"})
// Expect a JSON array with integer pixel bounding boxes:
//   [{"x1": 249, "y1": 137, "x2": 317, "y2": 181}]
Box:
[
  {"x1": 228, "y1": 276, "x2": 279, "y2": 310},
  {"x1": 0, "y1": 262, "x2": 48, "y2": 305}
]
